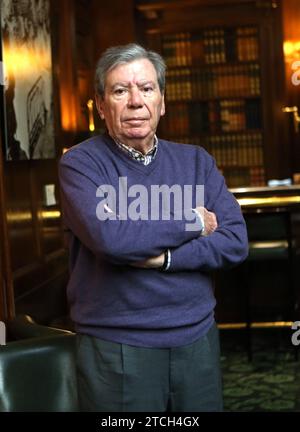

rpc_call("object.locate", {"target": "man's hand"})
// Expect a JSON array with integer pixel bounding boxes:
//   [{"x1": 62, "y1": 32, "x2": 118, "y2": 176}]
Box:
[
  {"x1": 195, "y1": 206, "x2": 218, "y2": 236},
  {"x1": 130, "y1": 253, "x2": 165, "y2": 269},
  {"x1": 130, "y1": 207, "x2": 217, "y2": 269}
]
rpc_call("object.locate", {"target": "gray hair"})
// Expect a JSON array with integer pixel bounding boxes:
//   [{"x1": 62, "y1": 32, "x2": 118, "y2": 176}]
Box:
[{"x1": 94, "y1": 43, "x2": 166, "y2": 98}]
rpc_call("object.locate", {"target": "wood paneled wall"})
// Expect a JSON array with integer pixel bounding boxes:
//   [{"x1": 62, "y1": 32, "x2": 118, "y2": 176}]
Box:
[
  {"x1": 92, "y1": 0, "x2": 136, "y2": 61},
  {"x1": 0, "y1": 1, "x2": 69, "y2": 324},
  {"x1": 282, "y1": 0, "x2": 300, "y2": 177},
  {"x1": 0, "y1": 134, "x2": 14, "y2": 322},
  {"x1": 3, "y1": 158, "x2": 67, "y2": 324},
  {"x1": 0, "y1": 0, "x2": 138, "y2": 325}
]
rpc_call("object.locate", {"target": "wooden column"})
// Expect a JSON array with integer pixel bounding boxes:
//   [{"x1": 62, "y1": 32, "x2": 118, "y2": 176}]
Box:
[
  {"x1": 54, "y1": 0, "x2": 80, "y2": 147},
  {"x1": 0, "y1": 135, "x2": 14, "y2": 322}
]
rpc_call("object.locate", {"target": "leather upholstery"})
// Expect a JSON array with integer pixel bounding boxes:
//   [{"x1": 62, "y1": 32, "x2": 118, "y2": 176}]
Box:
[
  {"x1": 7, "y1": 314, "x2": 73, "y2": 340},
  {"x1": 0, "y1": 317, "x2": 78, "y2": 412}
]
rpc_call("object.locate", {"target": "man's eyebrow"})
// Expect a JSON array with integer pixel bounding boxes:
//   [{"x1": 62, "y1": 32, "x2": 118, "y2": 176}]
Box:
[
  {"x1": 137, "y1": 80, "x2": 156, "y2": 86},
  {"x1": 110, "y1": 82, "x2": 129, "y2": 89},
  {"x1": 110, "y1": 80, "x2": 157, "y2": 89}
]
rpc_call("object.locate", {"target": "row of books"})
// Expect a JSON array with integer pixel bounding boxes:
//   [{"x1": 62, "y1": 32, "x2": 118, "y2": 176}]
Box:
[
  {"x1": 166, "y1": 64, "x2": 260, "y2": 100},
  {"x1": 221, "y1": 166, "x2": 265, "y2": 187},
  {"x1": 219, "y1": 99, "x2": 261, "y2": 131},
  {"x1": 162, "y1": 27, "x2": 259, "y2": 67},
  {"x1": 179, "y1": 132, "x2": 264, "y2": 168},
  {"x1": 160, "y1": 25, "x2": 263, "y2": 188},
  {"x1": 164, "y1": 98, "x2": 261, "y2": 135},
  {"x1": 210, "y1": 143, "x2": 264, "y2": 167},
  {"x1": 248, "y1": 166, "x2": 265, "y2": 186}
]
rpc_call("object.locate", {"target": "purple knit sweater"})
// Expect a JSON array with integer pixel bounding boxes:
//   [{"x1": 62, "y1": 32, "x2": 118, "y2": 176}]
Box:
[{"x1": 58, "y1": 133, "x2": 248, "y2": 347}]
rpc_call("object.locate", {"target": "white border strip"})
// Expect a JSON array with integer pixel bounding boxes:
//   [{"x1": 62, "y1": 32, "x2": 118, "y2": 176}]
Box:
[{"x1": 0, "y1": 61, "x2": 4, "y2": 86}]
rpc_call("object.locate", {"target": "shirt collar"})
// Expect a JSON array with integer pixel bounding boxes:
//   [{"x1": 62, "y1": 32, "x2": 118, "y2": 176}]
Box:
[{"x1": 113, "y1": 135, "x2": 158, "y2": 166}]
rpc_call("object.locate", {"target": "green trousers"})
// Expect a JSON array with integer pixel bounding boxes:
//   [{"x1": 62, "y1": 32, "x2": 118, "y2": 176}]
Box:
[{"x1": 76, "y1": 322, "x2": 223, "y2": 412}]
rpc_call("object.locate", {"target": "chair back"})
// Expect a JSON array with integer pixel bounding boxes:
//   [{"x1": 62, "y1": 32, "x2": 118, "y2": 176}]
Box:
[
  {"x1": 244, "y1": 208, "x2": 292, "y2": 260},
  {"x1": 0, "y1": 333, "x2": 78, "y2": 412}
]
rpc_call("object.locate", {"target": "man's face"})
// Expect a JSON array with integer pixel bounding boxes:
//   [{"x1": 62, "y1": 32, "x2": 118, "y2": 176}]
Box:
[{"x1": 96, "y1": 58, "x2": 165, "y2": 147}]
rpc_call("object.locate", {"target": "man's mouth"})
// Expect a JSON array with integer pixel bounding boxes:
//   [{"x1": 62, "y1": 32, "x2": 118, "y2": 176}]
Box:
[{"x1": 123, "y1": 118, "x2": 147, "y2": 125}]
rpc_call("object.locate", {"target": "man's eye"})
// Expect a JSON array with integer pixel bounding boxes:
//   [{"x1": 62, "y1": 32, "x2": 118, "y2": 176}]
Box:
[
  {"x1": 114, "y1": 88, "x2": 126, "y2": 95},
  {"x1": 143, "y1": 86, "x2": 153, "y2": 93}
]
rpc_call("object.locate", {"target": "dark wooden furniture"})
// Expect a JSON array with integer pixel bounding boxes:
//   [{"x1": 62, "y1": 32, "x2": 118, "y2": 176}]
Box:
[
  {"x1": 243, "y1": 206, "x2": 297, "y2": 359},
  {"x1": 136, "y1": 0, "x2": 298, "y2": 187},
  {"x1": 217, "y1": 185, "x2": 300, "y2": 359}
]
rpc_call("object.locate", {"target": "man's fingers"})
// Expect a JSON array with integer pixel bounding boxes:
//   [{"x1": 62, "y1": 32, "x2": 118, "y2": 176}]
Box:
[
  {"x1": 203, "y1": 210, "x2": 218, "y2": 236},
  {"x1": 209, "y1": 212, "x2": 218, "y2": 229},
  {"x1": 195, "y1": 206, "x2": 218, "y2": 235}
]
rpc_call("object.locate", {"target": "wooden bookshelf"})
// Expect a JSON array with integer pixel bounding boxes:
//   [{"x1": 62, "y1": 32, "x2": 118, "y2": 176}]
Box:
[
  {"x1": 160, "y1": 27, "x2": 265, "y2": 187},
  {"x1": 137, "y1": 0, "x2": 288, "y2": 188}
]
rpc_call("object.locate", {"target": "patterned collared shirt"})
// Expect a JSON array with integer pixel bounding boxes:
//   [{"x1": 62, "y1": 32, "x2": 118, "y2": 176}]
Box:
[{"x1": 114, "y1": 135, "x2": 158, "y2": 166}]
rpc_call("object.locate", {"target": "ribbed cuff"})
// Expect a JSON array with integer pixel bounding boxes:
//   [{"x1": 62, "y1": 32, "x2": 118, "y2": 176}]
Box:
[{"x1": 192, "y1": 208, "x2": 205, "y2": 234}]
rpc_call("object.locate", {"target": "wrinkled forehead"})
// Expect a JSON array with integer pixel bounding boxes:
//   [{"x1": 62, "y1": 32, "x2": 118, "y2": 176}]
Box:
[{"x1": 105, "y1": 58, "x2": 158, "y2": 86}]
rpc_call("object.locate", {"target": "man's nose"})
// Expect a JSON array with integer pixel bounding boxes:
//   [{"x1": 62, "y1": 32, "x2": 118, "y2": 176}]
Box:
[{"x1": 127, "y1": 87, "x2": 143, "y2": 108}]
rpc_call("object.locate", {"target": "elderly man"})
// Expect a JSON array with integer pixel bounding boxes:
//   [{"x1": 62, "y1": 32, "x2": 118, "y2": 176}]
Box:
[{"x1": 59, "y1": 43, "x2": 248, "y2": 412}]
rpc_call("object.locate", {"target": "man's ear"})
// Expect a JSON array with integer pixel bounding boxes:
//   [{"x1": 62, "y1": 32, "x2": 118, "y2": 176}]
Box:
[
  {"x1": 160, "y1": 94, "x2": 166, "y2": 117},
  {"x1": 95, "y1": 94, "x2": 105, "y2": 120}
]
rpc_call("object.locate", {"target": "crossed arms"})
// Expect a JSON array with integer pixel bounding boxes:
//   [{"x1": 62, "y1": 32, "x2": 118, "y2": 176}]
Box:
[
  {"x1": 133, "y1": 207, "x2": 218, "y2": 269},
  {"x1": 59, "y1": 150, "x2": 248, "y2": 272}
]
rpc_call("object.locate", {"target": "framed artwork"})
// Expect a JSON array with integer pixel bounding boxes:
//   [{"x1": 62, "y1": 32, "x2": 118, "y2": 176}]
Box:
[{"x1": 0, "y1": 0, "x2": 55, "y2": 160}]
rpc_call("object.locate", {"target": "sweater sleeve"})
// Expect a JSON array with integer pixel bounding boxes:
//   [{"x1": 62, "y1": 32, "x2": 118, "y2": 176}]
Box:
[
  {"x1": 168, "y1": 153, "x2": 249, "y2": 272},
  {"x1": 58, "y1": 150, "x2": 201, "y2": 265}
]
